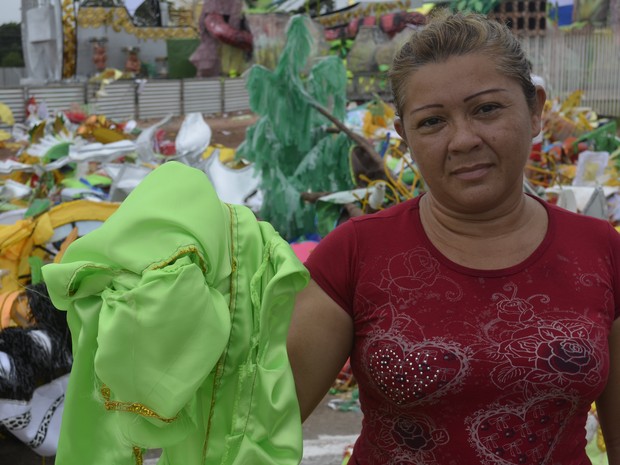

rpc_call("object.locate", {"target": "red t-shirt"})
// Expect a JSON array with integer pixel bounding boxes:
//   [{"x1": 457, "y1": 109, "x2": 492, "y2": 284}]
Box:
[{"x1": 306, "y1": 195, "x2": 620, "y2": 465}]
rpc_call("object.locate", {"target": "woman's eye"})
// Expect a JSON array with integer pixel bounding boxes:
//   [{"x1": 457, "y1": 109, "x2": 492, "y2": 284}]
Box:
[
  {"x1": 477, "y1": 103, "x2": 501, "y2": 114},
  {"x1": 418, "y1": 117, "x2": 442, "y2": 128}
]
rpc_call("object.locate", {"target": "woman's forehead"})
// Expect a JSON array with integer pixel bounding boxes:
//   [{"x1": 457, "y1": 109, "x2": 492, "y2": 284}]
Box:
[
  {"x1": 404, "y1": 54, "x2": 509, "y2": 89},
  {"x1": 398, "y1": 55, "x2": 523, "y2": 112}
]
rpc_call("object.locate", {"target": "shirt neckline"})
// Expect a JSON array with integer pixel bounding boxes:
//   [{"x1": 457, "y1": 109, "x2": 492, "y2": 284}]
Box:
[{"x1": 412, "y1": 194, "x2": 554, "y2": 278}]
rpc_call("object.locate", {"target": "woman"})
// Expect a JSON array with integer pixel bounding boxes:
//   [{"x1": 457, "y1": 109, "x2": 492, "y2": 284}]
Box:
[{"x1": 288, "y1": 11, "x2": 619, "y2": 465}]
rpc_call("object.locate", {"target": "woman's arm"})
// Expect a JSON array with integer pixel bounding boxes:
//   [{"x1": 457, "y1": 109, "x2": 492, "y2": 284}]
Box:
[
  {"x1": 287, "y1": 280, "x2": 354, "y2": 422},
  {"x1": 597, "y1": 317, "x2": 620, "y2": 465}
]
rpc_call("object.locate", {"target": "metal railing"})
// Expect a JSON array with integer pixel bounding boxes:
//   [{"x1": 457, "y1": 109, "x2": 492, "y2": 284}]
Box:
[{"x1": 0, "y1": 77, "x2": 250, "y2": 125}]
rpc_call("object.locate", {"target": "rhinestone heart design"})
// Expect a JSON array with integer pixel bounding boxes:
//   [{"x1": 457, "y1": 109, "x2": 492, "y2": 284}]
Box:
[{"x1": 367, "y1": 340, "x2": 469, "y2": 406}]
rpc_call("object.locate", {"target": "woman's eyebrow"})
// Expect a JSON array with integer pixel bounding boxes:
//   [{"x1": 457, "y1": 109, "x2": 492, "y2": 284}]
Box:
[{"x1": 464, "y1": 88, "x2": 508, "y2": 102}]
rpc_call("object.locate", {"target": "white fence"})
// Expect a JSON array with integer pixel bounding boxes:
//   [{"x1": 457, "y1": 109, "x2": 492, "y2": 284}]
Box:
[{"x1": 522, "y1": 28, "x2": 619, "y2": 117}]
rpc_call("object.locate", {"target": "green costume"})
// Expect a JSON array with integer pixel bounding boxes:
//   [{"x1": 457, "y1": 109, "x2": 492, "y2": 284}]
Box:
[{"x1": 42, "y1": 161, "x2": 309, "y2": 465}]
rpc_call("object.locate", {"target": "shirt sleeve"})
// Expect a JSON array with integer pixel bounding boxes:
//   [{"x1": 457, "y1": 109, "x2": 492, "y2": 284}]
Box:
[{"x1": 304, "y1": 220, "x2": 357, "y2": 315}]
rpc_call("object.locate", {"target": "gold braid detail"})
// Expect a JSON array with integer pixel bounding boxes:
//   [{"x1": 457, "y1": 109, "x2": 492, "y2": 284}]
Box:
[
  {"x1": 133, "y1": 447, "x2": 144, "y2": 465},
  {"x1": 101, "y1": 385, "x2": 177, "y2": 423}
]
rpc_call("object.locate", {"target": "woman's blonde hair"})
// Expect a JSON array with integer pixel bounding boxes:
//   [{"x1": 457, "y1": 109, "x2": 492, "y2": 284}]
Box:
[{"x1": 389, "y1": 10, "x2": 537, "y2": 119}]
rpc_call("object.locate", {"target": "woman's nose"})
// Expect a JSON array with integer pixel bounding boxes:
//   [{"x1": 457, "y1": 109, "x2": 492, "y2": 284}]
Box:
[{"x1": 447, "y1": 119, "x2": 482, "y2": 153}]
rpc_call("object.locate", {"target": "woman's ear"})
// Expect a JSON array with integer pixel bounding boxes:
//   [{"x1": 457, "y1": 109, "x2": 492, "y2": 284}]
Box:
[
  {"x1": 394, "y1": 117, "x2": 407, "y2": 144},
  {"x1": 530, "y1": 85, "x2": 547, "y2": 137}
]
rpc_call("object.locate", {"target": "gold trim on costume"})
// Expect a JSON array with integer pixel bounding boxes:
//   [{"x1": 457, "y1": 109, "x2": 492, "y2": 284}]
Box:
[
  {"x1": 133, "y1": 446, "x2": 143, "y2": 465},
  {"x1": 101, "y1": 385, "x2": 178, "y2": 423}
]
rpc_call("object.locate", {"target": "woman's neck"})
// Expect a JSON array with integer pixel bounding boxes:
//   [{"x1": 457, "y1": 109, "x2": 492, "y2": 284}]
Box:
[
  {"x1": 419, "y1": 193, "x2": 548, "y2": 269},
  {"x1": 420, "y1": 192, "x2": 534, "y2": 239}
]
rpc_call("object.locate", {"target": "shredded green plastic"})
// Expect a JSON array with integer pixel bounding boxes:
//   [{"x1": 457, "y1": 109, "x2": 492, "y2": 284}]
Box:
[
  {"x1": 28, "y1": 256, "x2": 44, "y2": 284},
  {"x1": 24, "y1": 198, "x2": 51, "y2": 219}
]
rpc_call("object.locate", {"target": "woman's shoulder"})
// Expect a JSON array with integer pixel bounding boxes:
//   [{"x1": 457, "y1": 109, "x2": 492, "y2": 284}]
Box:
[
  {"x1": 542, "y1": 197, "x2": 620, "y2": 250},
  {"x1": 545, "y1": 197, "x2": 615, "y2": 231}
]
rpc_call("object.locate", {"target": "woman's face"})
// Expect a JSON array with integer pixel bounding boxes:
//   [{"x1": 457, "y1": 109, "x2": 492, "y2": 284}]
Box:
[{"x1": 394, "y1": 53, "x2": 545, "y2": 215}]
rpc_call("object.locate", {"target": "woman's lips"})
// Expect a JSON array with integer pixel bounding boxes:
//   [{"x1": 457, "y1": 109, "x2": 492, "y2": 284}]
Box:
[{"x1": 451, "y1": 164, "x2": 492, "y2": 180}]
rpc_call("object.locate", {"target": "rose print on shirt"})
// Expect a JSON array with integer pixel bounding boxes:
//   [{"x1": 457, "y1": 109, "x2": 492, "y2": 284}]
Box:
[
  {"x1": 364, "y1": 410, "x2": 449, "y2": 465},
  {"x1": 491, "y1": 320, "x2": 603, "y2": 389},
  {"x1": 378, "y1": 247, "x2": 462, "y2": 307},
  {"x1": 392, "y1": 415, "x2": 448, "y2": 451},
  {"x1": 492, "y1": 283, "x2": 549, "y2": 323}
]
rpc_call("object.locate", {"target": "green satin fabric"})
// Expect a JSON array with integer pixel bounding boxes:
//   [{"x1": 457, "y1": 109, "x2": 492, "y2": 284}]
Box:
[{"x1": 42, "y1": 161, "x2": 309, "y2": 465}]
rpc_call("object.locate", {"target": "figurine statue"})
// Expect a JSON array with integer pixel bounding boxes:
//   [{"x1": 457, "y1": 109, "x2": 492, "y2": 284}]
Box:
[
  {"x1": 90, "y1": 38, "x2": 108, "y2": 73},
  {"x1": 123, "y1": 46, "x2": 142, "y2": 75},
  {"x1": 189, "y1": 0, "x2": 253, "y2": 77}
]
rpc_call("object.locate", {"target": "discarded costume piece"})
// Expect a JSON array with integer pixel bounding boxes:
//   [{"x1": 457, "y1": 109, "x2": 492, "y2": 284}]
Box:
[
  {"x1": 42, "y1": 161, "x2": 309, "y2": 465},
  {"x1": 0, "y1": 200, "x2": 118, "y2": 294},
  {"x1": 0, "y1": 282, "x2": 72, "y2": 457}
]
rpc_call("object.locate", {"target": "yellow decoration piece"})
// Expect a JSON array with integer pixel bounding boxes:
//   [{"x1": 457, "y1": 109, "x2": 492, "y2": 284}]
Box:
[
  {"x1": 597, "y1": 425, "x2": 606, "y2": 453},
  {"x1": 557, "y1": 164, "x2": 577, "y2": 181},
  {"x1": 89, "y1": 68, "x2": 124, "y2": 83},
  {"x1": 0, "y1": 200, "x2": 119, "y2": 293},
  {"x1": 560, "y1": 90, "x2": 584, "y2": 113},
  {"x1": 78, "y1": 7, "x2": 197, "y2": 40},
  {"x1": 582, "y1": 161, "x2": 602, "y2": 183},
  {"x1": 219, "y1": 147, "x2": 236, "y2": 164},
  {"x1": 316, "y1": 0, "x2": 412, "y2": 26},
  {"x1": 62, "y1": 0, "x2": 78, "y2": 79},
  {"x1": 0, "y1": 103, "x2": 15, "y2": 126},
  {"x1": 202, "y1": 146, "x2": 216, "y2": 159},
  {"x1": 589, "y1": 403, "x2": 607, "y2": 456},
  {"x1": 0, "y1": 130, "x2": 11, "y2": 142},
  {"x1": 91, "y1": 126, "x2": 127, "y2": 143},
  {"x1": 604, "y1": 166, "x2": 620, "y2": 187},
  {"x1": 415, "y1": 3, "x2": 436, "y2": 14},
  {"x1": 202, "y1": 144, "x2": 237, "y2": 164}
]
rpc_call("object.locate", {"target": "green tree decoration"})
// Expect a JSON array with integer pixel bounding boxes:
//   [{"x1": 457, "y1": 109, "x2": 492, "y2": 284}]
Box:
[{"x1": 236, "y1": 14, "x2": 356, "y2": 241}]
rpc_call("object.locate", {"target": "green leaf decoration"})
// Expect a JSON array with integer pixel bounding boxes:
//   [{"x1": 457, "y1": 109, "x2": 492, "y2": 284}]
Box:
[
  {"x1": 29, "y1": 256, "x2": 45, "y2": 284},
  {"x1": 44, "y1": 141, "x2": 71, "y2": 162},
  {"x1": 24, "y1": 198, "x2": 51, "y2": 219}
]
